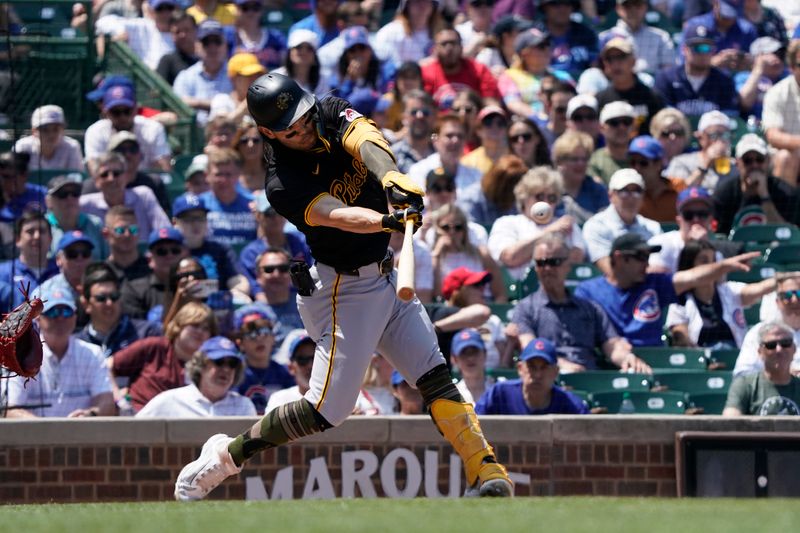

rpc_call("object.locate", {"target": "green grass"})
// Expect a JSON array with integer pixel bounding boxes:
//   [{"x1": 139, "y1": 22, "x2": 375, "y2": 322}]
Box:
[{"x1": 1, "y1": 498, "x2": 799, "y2": 533}]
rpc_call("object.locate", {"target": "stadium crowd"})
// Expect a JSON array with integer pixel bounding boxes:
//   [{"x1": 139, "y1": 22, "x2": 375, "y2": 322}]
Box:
[{"x1": 2, "y1": 0, "x2": 800, "y2": 418}]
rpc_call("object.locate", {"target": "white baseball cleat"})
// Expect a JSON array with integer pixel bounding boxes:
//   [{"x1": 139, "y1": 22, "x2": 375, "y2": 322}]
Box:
[{"x1": 174, "y1": 433, "x2": 242, "y2": 501}]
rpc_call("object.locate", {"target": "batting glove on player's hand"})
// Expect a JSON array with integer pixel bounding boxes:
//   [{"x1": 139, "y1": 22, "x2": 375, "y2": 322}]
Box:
[
  {"x1": 381, "y1": 207, "x2": 422, "y2": 233},
  {"x1": 381, "y1": 170, "x2": 424, "y2": 211}
]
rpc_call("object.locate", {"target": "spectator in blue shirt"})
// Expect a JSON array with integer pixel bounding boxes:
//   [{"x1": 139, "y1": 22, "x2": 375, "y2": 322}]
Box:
[
  {"x1": 234, "y1": 304, "x2": 295, "y2": 414},
  {"x1": 0, "y1": 211, "x2": 58, "y2": 309},
  {"x1": 681, "y1": 0, "x2": 758, "y2": 71},
  {"x1": 655, "y1": 21, "x2": 738, "y2": 120},
  {"x1": 200, "y1": 147, "x2": 257, "y2": 248},
  {"x1": 535, "y1": 0, "x2": 599, "y2": 79},
  {"x1": 574, "y1": 233, "x2": 759, "y2": 346},
  {"x1": 0, "y1": 151, "x2": 46, "y2": 224},
  {"x1": 254, "y1": 248, "x2": 304, "y2": 346},
  {"x1": 289, "y1": 0, "x2": 341, "y2": 49},
  {"x1": 475, "y1": 338, "x2": 588, "y2": 415}
]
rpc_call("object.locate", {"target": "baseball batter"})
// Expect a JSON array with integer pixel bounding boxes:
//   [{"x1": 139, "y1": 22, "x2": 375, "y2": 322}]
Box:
[{"x1": 174, "y1": 73, "x2": 513, "y2": 499}]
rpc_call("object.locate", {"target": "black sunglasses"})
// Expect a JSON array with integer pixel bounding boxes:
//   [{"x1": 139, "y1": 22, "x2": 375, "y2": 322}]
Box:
[
  {"x1": 760, "y1": 338, "x2": 794, "y2": 350},
  {"x1": 114, "y1": 144, "x2": 140, "y2": 155},
  {"x1": 242, "y1": 326, "x2": 273, "y2": 339},
  {"x1": 779, "y1": 290, "x2": 800, "y2": 302},
  {"x1": 509, "y1": 133, "x2": 534, "y2": 143},
  {"x1": 99, "y1": 169, "x2": 124, "y2": 178},
  {"x1": 439, "y1": 223, "x2": 465, "y2": 232},
  {"x1": 211, "y1": 357, "x2": 240, "y2": 369},
  {"x1": 429, "y1": 182, "x2": 455, "y2": 193},
  {"x1": 53, "y1": 188, "x2": 81, "y2": 199},
  {"x1": 606, "y1": 117, "x2": 634, "y2": 128},
  {"x1": 629, "y1": 158, "x2": 652, "y2": 168},
  {"x1": 660, "y1": 129, "x2": 685, "y2": 139},
  {"x1": 238, "y1": 136, "x2": 261, "y2": 145},
  {"x1": 742, "y1": 154, "x2": 766, "y2": 166},
  {"x1": 534, "y1": 257, "x2": 567, "y2": 268},
  {"x1": 177, "y1": 269, "x2": 206, "y2": 280},
  {"x1": 65, "y1": 248, "x2": 92, "y2": 260},
  {"x1": 571, "y1": 112, "x2": 597, "y2": 122},
  {"x1": 681, "y1": 210, "x2": 710, "y2": 221},
  {"x1": 109, "y1": 107, "x2": 133, "y2": 117},
  {"x1": 622, "y1": 251, "x2": 650, "y2": 262},
  {"x1": 152, "y1": 246, "x2": 183, "y2": 257},
  {"x1": 293, "y1": 355, "x2": 314, "y2": 366},
  {"x1": 262, "y1": 264, "x2": 291, "y2": 274},
  {"x1": 92, "y1": 291, "x2": 121, "y2": 304},
  {"x1": 534, "y1": 192, "x2": 559, "y2": 203}
]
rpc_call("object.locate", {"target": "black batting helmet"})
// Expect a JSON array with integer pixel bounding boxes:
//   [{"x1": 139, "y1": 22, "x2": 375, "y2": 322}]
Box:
[{"x1": 247, "y1": 73, "x2": 316, "y2": 131}]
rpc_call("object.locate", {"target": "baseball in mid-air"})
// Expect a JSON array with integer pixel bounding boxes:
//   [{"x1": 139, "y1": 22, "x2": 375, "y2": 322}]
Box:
[{"x1": 530, "y1": 201, "x2": 552, "y2": 224}]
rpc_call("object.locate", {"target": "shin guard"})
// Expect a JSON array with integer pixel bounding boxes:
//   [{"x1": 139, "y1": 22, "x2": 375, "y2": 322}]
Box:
[{"x1": 228, "y1": 399, "x2": 332, "y2": 465}]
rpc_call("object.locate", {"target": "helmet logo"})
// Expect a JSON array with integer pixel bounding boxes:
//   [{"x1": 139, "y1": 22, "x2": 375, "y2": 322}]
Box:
[{"x1": 276, "y1": 92, "x2": 292, "y2": 111}]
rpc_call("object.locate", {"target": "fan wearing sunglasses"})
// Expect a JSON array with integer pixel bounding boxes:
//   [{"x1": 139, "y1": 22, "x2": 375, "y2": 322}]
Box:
[
  {"x1": 120, "y1": 227, "x2": 188, "y2": 320},
  {"x1": 5, "y1": 284, "x2": 115, "y2": 419},
  {"x1": 724, "y1": 321, "x2": 800, "y2": 417},
  {"x1": 254, "y1": 248, "x2": 304, "y2": 344},
  {"x1": 712, "y1": 134, "x2": 800, "y2": 235},
  {"x1": 430, "y1": 203, "x2": 507, "y2": 304},
  {"x1": 667, "y1": 239, "x2": 775, "y2": 350},
  {"x1": 45, "y1": 174, "x2": 106, "y2": 260},
  {"x1": 233, "y1": 304, "x2": 294, "y2": 415},
  {"x1": 35, "y1": 231, "x2": 96, "y2": 328},
  {"x1": 136, "y1": 336, "x2": 256, "y2": 418},
  {"x1": 77, "y1": 262, "x2": 162, "y2": 359},
  {"x1": 733, "y1": 274, "x2": 800, "y2": 378}
]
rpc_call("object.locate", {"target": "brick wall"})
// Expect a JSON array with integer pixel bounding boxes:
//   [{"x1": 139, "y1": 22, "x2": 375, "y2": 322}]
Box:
[{"x1": 1, "y1": 416, "x2": 798, "y2": 503}]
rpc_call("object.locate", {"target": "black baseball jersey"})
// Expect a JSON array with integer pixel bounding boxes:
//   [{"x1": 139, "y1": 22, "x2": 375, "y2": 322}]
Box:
[{"x1": 265, "y1": 96, "x2": 390, "y2": 271}]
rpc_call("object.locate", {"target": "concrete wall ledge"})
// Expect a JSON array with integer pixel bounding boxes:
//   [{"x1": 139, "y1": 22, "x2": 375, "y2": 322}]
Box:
[{"x1": 2, "y1": 416, "x2": 799, "y2": 447}]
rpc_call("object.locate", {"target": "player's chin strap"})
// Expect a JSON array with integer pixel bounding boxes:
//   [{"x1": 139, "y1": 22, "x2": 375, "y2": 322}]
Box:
[
  {"x1": 228, "y1": 399, "x2": 333, "y2": 466},
  {"x1": 416, "y1": 365, "x2": 510, "y2": 488}
]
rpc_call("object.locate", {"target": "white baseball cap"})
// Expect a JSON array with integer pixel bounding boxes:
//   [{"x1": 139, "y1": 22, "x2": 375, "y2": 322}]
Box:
[
  {"x1": 287, "y1": 29, "x2": 319, "y2": 51},
  {"x1": 697, "y1": 110, "x2": 732, "y2": 132},
  {"x1": 609, "y1": 168, "x2": 645, "y2": 191},
  {"x1": 599, "y1": 101, "x2": 635, "y2": 124},
  {"x1": 567, "y1": 94, "x2": 598, "y2": 120},
  {"x1": 31, "y1": 105, "x2": 65, "y2": 129},
  {"x1": 735, "y1": 133, "x2": 769, "y2": 158}
]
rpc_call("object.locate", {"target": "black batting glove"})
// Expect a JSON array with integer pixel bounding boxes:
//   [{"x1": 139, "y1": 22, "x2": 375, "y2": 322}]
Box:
[{"x1": 381, "y1": 207, "x2": 422, "y2": 233}]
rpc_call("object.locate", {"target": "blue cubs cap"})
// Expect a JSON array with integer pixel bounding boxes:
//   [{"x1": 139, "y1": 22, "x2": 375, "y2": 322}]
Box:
[
  {"x1": 347, "y1": 87, "x2": 380, "y2": 116},
  {"x1": 519, "y1": 338, "x2": 557, "y2": 365},
  {"x1": 233, "y1": 303, "x2": 278, "y2": 331},
  {"x1": 289, "y1": 331, "x2": 314, "y2": 359},
  {"x1": 451, "y1": 328, "x2": 486, "y2": 356},
  {"x1": 628, "y1": 135, "x2": 663, "y2": 160},
  {"x1": 676, "y1": 186, "x2": 713, "y2": 211},
  {"x1": 342, "y1": 25, "x2": 370, "y2": 50},
  {"x1": 57, "y1": 230, "x2": 94, "y2": 253},
  {"x1": 39, "y1": 284, "x2": 77, "y2": 313},
  {"x1": 197, "y1": 19, "x2": 224, "y2": 41},
  {"x1": 683, "y1": 21, "x2": 718, "y2": 45},
  {"x1": 147, "y1": 227, "x2": 184, "y2": 248},
  {"x1": 102, "y1": 84, "x2": 136, "y2": 111},
  {"x1": 86, "y1": 75, "x2": 134, "y2": 103},
  {"x1": 172, "y1": 194, "x2": 208, "y2": 218},
  {"x1": 200, "y1": 336, "x2": 244, "y2": 361},
  {"x1": 391, "y1": 370, "x2": 407, "y2": 387}
]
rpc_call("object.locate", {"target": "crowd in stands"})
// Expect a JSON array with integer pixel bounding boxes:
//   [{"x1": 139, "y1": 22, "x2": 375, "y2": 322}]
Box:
[{"x1": 4, "y1": 0, "x2": 800, "y2": 418}]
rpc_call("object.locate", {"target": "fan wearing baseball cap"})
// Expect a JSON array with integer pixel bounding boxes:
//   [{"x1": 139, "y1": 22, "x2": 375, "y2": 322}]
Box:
[
  {"x1": 590, "y1": 101, "x2": 637, "y2": 184},
  {"x1": 14, "y1": 105, "x2": 84, "y2": 171},
  {"x1": 629, "y1": 135, "x2": 686, "y2": 223},
  {"x1": 574, "y1": 232, "x2": 760, "y2": 346},
  {"x1": 736, "y1": 37, "x2": 788, "y2": 119},
  {"x1": 665, "y1": 110, "x2": 736, "y2": 191},
  {"x1": 654, "y1": 21, "x2": 738, "y2": 121},
  {"x1": 681, "y1": 0, "x2": 758, "y2": 72},
  {"x1": 711, "y1": 133, "x2": 800, "y2": 235},
  {"x1": 475, "y1": 338, "x2": 588, "y2": 415},
  {"x1": 598, "y1": 0, "x2": 676, "y2": 74}
]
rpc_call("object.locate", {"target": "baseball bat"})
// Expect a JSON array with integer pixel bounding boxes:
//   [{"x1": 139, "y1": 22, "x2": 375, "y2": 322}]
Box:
[{"x1": 396, "y1": 219, "x2": 416, "y2": 302}]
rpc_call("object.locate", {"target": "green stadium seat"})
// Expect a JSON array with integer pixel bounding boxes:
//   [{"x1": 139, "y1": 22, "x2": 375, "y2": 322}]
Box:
[
  {"x1": 565, "y1": 262, "x2": 602, "y2": 289},
  {"x1": 706, "y1": 348, "x2": 740, "y2": 370},
  {"x1": 27, "y1": 169, "x2": 87, "y2": 186},
  {"x1": 727, "y1": 262, "x2": 782, "y2": 283},
  {"x1": 765, "y1": 244, "x2": 800, "y2": 267},
  {"x1": 688, "y1": 392, "x2": 728, "y2": 415},
  {"x1": 730, "y1": 224, "x2": 800, "y2": 246},
  {"x1": 558, "y1": 371, "x2": 651, "y2": 394},
  {"x1": 590, "y1": 390, "x2": 688, "y2": 414},
  {"x1": 488, "y1": 303, "x2": 515, "y2": 323},
  {"x1": 660, "y1": 222, "x2": 679, "y2": 233},
  {"x1": 744, "y1": 304, "x2": 761, "y2": 326},
  {"x1": 502, "y1": 266, "x2": 537, "y2": 302},
  {"x1": 652, "y1": 371, "x2": 733, "y2": 395},
  {"x1": 632, "y1": 346, "x2": 707, "y2": 370}
]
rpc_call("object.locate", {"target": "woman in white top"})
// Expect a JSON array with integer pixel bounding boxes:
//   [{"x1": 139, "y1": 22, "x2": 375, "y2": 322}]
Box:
[
  {"x1": 136, "y1": 336, "x2": 256, "y2": 417},
  {"x1": 430, "y1": 203, "x2": 507, "y2": 303},
  {"x1": 373, "y1": 0, "x2": 444, "y2": 69},
  {"x1": 666, "y1": 240, "x2": 775, "y2": 349},
  {"x1": 271, "y1": 29, "x2": 329, "y2": 97},
  {"x1": 488, "y1": 165, "x2": 586, "y2": 280}
]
